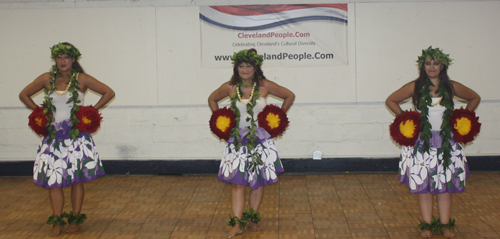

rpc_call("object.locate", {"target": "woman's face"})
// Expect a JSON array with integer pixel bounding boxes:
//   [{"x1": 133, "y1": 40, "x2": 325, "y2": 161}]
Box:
[
  {"x1": 55, "y1": 54, "x2": 75, "y2": 72},
  {"x1": 237, "y1": 62, "x2": 255, "y2": 81},
  {"x1": 424, "y1": 57, "x2": 443, "y2": 79}
]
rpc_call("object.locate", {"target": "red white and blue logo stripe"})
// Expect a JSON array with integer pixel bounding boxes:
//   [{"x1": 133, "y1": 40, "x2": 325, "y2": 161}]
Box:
[{"x1": 200, "y1": 4, "x2": 348, "y2": 31}]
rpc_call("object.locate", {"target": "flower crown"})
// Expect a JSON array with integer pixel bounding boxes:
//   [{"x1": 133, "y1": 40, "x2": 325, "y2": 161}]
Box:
[
  {"x1": 50, "y1": 43, "x2": 81, "y2": 60},
  {"x1": 232, "y1": 49, "x2": 263, "y2": 67},
  {"x1": 417, "y1": 46, "x2": 453, "y2": 69}
]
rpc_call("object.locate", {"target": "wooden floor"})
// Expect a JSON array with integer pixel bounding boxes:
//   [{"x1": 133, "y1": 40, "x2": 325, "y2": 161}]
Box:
[{"x1": 1, "y1": 173, "x2": 500, "y2": 239}]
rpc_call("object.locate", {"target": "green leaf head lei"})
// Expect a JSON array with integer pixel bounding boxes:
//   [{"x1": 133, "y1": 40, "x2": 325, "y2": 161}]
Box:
[
  {"x1": 232, "y1": 49, "x2": 263, "y2": 67},
  {"x1": 417, "y1": 46, "x2": 453, "y2": 70},
  {"x1": 416, "y1": 47, "x2": 454, "y2": 169},
  {"x1": 50, "y1": 42, "x2": 82, "y2": 61},
  {"x1": 42, "y1": 43, "x2": 83, "y2": 142}
]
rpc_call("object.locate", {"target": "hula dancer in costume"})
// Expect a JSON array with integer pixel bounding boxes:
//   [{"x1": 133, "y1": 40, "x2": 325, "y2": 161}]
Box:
[
  {"x1": 19, "y1": 42, "x2": 115, "y2": 236},
  {"x1": 208, "y1": 48, "x2": 295, "y2": 238},
  {"x1": 386, "y1": 46, "x2": 480, "y2": 238}
]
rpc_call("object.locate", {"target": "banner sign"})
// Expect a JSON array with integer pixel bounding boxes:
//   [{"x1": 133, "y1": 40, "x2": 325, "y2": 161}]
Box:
[{"x1": 200, "y1": 4, "x2": 348, "y2": 68}]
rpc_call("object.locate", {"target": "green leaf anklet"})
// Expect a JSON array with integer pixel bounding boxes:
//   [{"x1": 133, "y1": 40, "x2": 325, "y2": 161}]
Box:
[
  {"x1": 418, "y1": 217, "x2": 456, "y2": 232},
  {"x1": 418, "y1": 217, "x2": 441, "y2": 232},
  {"x1": 226, "y1": 215, "x2": 249, "y2": 229},
  {"x1": 46, "y1": 214, "x2": 67, "y2": 227},
  {"x1": 64, "y1": 211, "x2": 87, "y2": 225},
  {"x1": 242, "y1": 208, "x2": 261, "y2": 224},
  {"x1": 442, "y1": 218, "x2": 456, "y2": 231}
]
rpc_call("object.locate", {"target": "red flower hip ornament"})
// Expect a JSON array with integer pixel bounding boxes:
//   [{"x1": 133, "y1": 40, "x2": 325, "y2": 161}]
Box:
[
  {"x1": 389, "y1": 111, "x2": 421, "y2": 146},
  {"x1": 75, "y1": 106, "x2": 103, "y2": 133},
  {"x1": 450, "y1": 109, "x2": 481, "y2": 144},
  {"x1": 28, "y1": 106, "x2": 51, "y2": 137},
  {"x1": 257, "y1": 104, "x2": 289, "y2": 138},
  {"x1": 209, "y1": 107, "x2": 236, "y2": 140}
]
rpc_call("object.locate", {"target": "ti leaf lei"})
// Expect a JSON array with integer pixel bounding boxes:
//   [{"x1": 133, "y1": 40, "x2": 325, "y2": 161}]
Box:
[
  {"x1": 229, "y1": 79, "x2": 263, "y2": 172},
  {"x1": 418, "y1": 77, "x2": 454, "y2": 169},
  {"x1": 42, "y1": 68, "x2": 81, "y2": 142}
]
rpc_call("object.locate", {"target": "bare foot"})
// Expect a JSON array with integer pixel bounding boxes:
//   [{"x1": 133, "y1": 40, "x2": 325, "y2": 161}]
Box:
[
  {"x1": 66, "y1": 223, "x2": 80, "y2": 233},
  {"x1": 420, "y1": 229, "x2": 432, "y2": 238},
  {"x1": 224, "y1": 225, "x2": 243, "y2": 238},
  {"x1": 48, "y1": 224, "x2": 62, "y2": 237},
  {"x1": 442, "y1": 228, "x2": 455, "y2": 238},
  {"x1": 248, "y1": 222, "x2": 262, "y2": 231}
]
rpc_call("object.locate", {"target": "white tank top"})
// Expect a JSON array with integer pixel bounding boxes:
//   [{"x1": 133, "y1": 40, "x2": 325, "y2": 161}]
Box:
[
  {"x1": 50, "y1": 91, "x2": 85, "y2": 123},
  {"x1": 236, "y1": 97, "x2": 266, "y2": 128},
  {"x1": 427, "y1": 97, "x2": 446, "y2": 131}
]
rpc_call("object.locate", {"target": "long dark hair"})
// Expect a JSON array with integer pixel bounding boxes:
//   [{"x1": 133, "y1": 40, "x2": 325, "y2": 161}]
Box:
[
  {"x1": 229, "y1": 48, "x2": 265, "y2": 86},
  {"x1": 412, "y1": 63, "x2": 454, "y2": 110}
]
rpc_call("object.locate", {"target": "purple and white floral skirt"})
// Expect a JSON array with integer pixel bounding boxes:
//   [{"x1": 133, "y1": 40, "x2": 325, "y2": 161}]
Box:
[
  {"x1": 33, "y1": 120, "x2": 105, "y2": 189},
  {"x1": 399, "y1": 131, "x2": 470, "y2": 194},
  {"x1": 218, "y1": 127, "x2": 284, "y2": 190}
]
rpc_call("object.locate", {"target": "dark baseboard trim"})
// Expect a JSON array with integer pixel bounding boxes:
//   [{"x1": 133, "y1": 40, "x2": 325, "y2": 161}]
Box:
[{"x1": 1, "y1": 156, "x2": 499, "y2": 177}]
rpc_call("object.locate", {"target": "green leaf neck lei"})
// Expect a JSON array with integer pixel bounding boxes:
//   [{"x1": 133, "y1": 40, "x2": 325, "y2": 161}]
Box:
[
  {"x1": 42, "y1": 69, "x2": 82, "y2": 142},
  {"x1": 230, "y1": 80, "x2": 264, "y2": 172},
  {"x1": 418, "y1": 77, "x2": 454, "y2": 169}
]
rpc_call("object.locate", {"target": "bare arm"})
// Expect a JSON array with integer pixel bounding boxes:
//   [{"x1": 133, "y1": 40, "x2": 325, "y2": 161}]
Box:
[
  {"x1": 208, "y1": 82, "x2": 232, "y2": 112},
  {"x1": 385, "y1": 82, "x2": 415, "y2": 116},
  {"x1": 452, "y1": 81, "x2": 481, "y2": 111},
  {"x1": 262, "y1": 79, "x2": 295, "y2": 112},
  {"x1": 19, "y1": 73, "x2": 50, "y2": 110},
  {"x1": 78, "y1": 73, "x2": 115, "y2": 110}
]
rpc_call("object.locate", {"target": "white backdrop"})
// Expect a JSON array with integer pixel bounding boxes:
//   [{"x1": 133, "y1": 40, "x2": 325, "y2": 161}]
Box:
[{"x1": 0, "y1": 0, "x2": 499, "y2": 162}]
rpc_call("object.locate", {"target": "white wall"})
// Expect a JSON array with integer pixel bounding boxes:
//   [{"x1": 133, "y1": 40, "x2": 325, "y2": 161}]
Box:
[{"x1": 1, "y1": 0, "x2": 499, "y2": 162}]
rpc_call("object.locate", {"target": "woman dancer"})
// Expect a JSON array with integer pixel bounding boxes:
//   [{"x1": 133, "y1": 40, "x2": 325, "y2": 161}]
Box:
[
  {"x1": 208, "y1": 49, "x2": 295, "y2": 238},
  {"x1": 386, "y1": 46, "x2": 480, "y2": 238},
  {"x1": 19, "y1": 42, "x2": 115, "y2": 236}
]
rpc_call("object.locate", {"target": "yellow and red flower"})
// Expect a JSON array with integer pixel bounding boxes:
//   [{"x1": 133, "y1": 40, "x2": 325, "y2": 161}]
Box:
[
  {"x1": 28, "y1": 106, "x2": 51, "y2": 137},
  {"x1": 210, "y1": 107, "x2": 236, "y2": 140},
  {"x1": 450, "y1": 109, "x2": 481, "y2": 144},
  {"x1": 389, "y1": 111, "x2": 421, "y2": 146},
  {"x1": 75, "y1": 106, "x2": 102, "y2": 133},
  {"x1": 257, "y1": 105, "x2": 289, "y2": 138}
]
